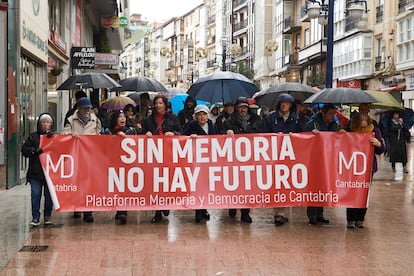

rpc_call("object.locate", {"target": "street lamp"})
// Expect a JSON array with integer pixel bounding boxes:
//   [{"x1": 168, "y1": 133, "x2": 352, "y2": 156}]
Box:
[
  {"x1": 306, "y1": 0, "x2": 368, "y2": 88},
  {"x1": 220, "y1": 36, "x2": 228, "y2": 71}
]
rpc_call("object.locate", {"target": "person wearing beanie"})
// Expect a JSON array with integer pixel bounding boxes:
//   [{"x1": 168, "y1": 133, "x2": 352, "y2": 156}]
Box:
[
  {"x1": 21, "y1": 113, "x2": 55, "y2": 227},
  {"x1": 183, "y1": 105, "x2": 218, "y2": 223},
  {"x1": 304, "y1": 103, "x2": 346, "y2": 225},
  {"x1": 62, "y1": 97, "x2": 101, "y2": 223},
  {"x1": 64, "y1": 90, "x2": 88, "y2": 125},
  {"x1": 224, "y1": 98, "x2": 262, "y2": 223},
  {"x1": 263, "y1": 93, "x2": 301, "y2": 226}
]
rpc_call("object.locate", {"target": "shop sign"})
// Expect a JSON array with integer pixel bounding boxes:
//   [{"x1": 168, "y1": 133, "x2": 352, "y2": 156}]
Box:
[
  {"x1": 101, "y1": 16, "x2": 128, "y2": 28},
  {"x1": 70, "y1": 47, "x2": 95, "y2": 69},
  {"x1": 50, "y1": 30, "x2": 67, "y2": 52},
  {"x1": 336, "y1": 80, "x2": 361, "y2": 88},
  {"x1": 95, "y1": 53, "x2": 119, "y2": 65},
  {"x1": 406, "y1": 75, "x2": 414, "y2": 90}
]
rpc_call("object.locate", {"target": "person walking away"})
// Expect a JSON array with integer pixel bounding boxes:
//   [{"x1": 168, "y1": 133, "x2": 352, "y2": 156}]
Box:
[
  {"x1": 347, "y1": 113, "x2": 384, "y2": 228},
  {"x1": 225, "y1": 98, "x2": 262, "y2": 223},
  {"x1": 263, "y1": 93, "x2": 301, "y2": 226},
  {"x1": 215, "y1": 102, "x2": 235, "y2": 134},
  {"x1": 183, "y1": 105, "x2": 217, "y2": 222},
  {"x1": 21, "y1": 113, "x2": 55, "y2": 227},
  {"x1": 142, "y1": 94, "x2": 182, "y2": 223},
  {"x1": 304, "y1": 103, "x2": 346, "y2": 225},
  {"x1": 108, "y1": 110, "x2": 138, "y2": 224},
  {"x1": 62, "y1": 97, "x2": 102, "y2": 223},
  {"x1": 178, "y1": 96, "x2": 196, "y2": 128},
  {"x1": 389, "y1": 111, "x2": 410, "y2": 173}
]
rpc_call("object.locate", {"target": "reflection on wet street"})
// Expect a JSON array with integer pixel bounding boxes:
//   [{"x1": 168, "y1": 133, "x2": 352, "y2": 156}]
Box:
[{"x1": 1, "y1": 144, "x2": 413, "y2": 275}]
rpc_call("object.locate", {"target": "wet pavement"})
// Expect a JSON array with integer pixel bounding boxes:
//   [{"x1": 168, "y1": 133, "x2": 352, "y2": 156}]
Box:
[{"x1": 1, "y1": 144, "x2": 413, "y2": 275}]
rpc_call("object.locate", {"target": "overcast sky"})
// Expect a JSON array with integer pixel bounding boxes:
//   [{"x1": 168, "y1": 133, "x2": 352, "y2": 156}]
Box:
[{"x1": 129, "y1": 0, "x2": 203, "y2": 22}]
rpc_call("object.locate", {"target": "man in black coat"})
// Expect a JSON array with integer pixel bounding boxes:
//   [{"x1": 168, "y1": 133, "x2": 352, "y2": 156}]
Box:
[{"x1": 224, "y1": 98, "x2": 262, "y2": 223}]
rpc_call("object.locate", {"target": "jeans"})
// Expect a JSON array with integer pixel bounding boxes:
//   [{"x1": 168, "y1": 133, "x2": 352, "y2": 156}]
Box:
[{"x1": 31, "y1": 178, "x2": 53, "y2": 221}]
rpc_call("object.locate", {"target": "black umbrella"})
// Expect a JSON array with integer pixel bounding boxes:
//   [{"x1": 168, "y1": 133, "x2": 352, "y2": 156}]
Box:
[
  {"x1": 115, "y1": 77, "x2": 168, "y2": 92},
  {"x1": 187, "y1": 71, "x2": 259, "y2": 103},
  {"x1": 304, "y1": 88, "x2": 379, "y2": 105},
  {"x1": 57, "y1": 72, "x2": 121, "y2": 90},
  {"x1": 255, "y1": 82, "x2": 316, "y2": 107}
]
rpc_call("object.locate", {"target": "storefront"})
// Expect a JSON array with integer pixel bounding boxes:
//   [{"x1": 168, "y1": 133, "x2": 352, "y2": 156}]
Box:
[{"x1": 17, "y1": 0, "x2": 49, "y2": 185}]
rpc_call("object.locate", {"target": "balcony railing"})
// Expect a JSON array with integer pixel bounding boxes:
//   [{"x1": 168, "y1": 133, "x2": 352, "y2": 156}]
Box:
[
  {"x1": 207, "y1": 15, "x2": 216, "y2": 25},
  {"x1": 234, "y1": 0, "x2": 247, "y2": 8},
  {"x1": 376, "y1": 5, "x2": 383, "y2": 23},
  {"x1": 375, "y1": 56, "x2": 382, "y2": 71},
  {"x1": 207, "y1": 59, "x2": 216, "y2": 68},
  {"x1": 399, "y1": 0, "x2": 414, "y2": 13},
  {"x1": 234, "y1": 19, "x2": 248, "y2": 32}
]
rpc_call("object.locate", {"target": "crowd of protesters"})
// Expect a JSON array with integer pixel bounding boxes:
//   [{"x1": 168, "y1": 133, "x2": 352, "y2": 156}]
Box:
[{"x1": 22, "y1": 90, "x2": 410, "y2": 229}]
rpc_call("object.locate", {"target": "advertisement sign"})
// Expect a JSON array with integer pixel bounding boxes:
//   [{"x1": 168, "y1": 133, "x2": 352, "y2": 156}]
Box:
[
  {"x1": 70, "y1": 47, "x2": 95, "y2": 69},
  {"x1": 40, "y1": 133, "x2": 374, "y2": 212},
  {"x1": 20, "y1": 0, "x2": 48, "y2": 62}
]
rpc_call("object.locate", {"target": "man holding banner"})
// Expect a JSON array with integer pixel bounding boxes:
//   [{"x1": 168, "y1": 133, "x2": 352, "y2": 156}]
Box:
[
  {"x1": 62, "y1": 97, "x2": 101, "y2": 223},
  {"x1": 263, "y1": 93, "x2": 301, "y2": 226},
  {"x1": 304, "y1": 103, "x2": 345, "y2": 225},
  {"x1": 225, "y1": 98, "x2": 262, "y2": 223}
]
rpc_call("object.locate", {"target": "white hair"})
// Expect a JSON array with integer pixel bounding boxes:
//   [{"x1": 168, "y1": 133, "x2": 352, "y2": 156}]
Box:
[{"x1": 39, "y1": 114, "x2": 53, "y2": 122}]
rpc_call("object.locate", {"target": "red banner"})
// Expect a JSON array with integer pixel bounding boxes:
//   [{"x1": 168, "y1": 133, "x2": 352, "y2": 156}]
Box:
[{"x1": 39, "y1": 133, "x2": 374, "y2": 212}]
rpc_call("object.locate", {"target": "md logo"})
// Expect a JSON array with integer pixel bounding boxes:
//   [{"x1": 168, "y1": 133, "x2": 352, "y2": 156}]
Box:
[
  {"x1": 45, "y1": 154, "x2": 74, "y2": 178},
  {"x1": 339, "y1": 152, "x2": 367, "y2": 175}
]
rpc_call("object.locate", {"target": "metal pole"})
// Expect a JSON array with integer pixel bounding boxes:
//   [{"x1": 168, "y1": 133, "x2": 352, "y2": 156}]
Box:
[
  {"x1": 326, "y1": 0, "x2": 334, "y2": 88},
  {"x1": 222, "y1": 45, "x2": 226, "y2": 71}
]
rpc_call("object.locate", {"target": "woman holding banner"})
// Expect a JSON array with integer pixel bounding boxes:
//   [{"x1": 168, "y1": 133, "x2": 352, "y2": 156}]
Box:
[
  {"x1": 108, "y1": 110, "x2": 138, "y2": 224},
  {"x1": 21, "y1": 113, "x2": 55, "y2": 227},
  {"x1": 183, "y1": 104, "x2": 218, "y2": 223},
  {"x1": 347, "y1": 113, "x2": 384, "y2": 229},
  {"x1": 142, "y1": 94, "x2": 182, "y2": 223}
]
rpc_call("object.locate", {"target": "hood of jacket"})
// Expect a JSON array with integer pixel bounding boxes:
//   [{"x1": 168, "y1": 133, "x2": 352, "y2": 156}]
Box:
[{"x1": 36, "y1": 112, "x2": 55, "y2": 134}]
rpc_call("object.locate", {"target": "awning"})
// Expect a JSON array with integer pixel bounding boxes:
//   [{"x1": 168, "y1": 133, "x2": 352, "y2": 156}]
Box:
[{"x1": 378, "y1": 85, "x2": 406, "y2": 92}]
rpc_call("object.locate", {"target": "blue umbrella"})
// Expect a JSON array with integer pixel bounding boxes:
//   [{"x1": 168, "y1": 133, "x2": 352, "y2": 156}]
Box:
[
  {"x1": 169, "y1": 94, "x2": 208, "y2": 115},
  {"x1": 187, "y1": 71, "x2": 259, "y2": 104}
]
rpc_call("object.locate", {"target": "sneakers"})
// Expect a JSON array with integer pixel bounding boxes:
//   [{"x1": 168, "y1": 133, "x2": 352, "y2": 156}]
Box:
[
  {"x1": 30, "y1": 219, "x2": 41, "y2": 227},
  {"x1": 44, "y1": 217, "x2": 53, "y2": 225},
  {"x1": 347, "y1": 221, "x2": 355, "y2": 229}
]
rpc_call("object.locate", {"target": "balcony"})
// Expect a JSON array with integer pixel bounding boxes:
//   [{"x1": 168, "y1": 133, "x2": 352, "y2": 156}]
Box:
[
  {"x1": 207, "y1": 14, "x2": 216, "y2": 25},
  {"x1": 300, "y1": 6, "x2": 310, "y2": 22},
  {"x1": 207, "y1": 59, "x2": 216, "y2": 68},
  {"x1": 234, "y1": 19, "x2": 248, "y2": 32},
  {"x1": 376, "y1": 5, "x2": 383, "y2": 23},
  {"x1": 345, "y1": 17, "x2": 359, "y2": 33},
  {"x1": 298, "y1": 39, "x2": 327, "y2": 65},
  {"x1": 207, "y1": 35, "x2": 216, "y2": 46},
  {"x1": 234, "y1": 0, "x2": 248, "y2": 10},
  {"x1": 399, "y1": 0, "x2": 414, "y2": 13},
  {"x1": 283, "y1": 16, "x2": 301, "y2": 34},
  {"x1": 375, "y1": 56, "x2": 383, "y2": 71}
]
